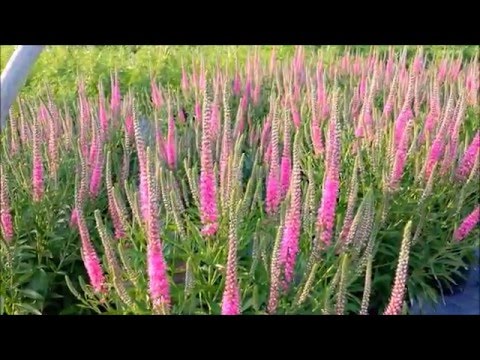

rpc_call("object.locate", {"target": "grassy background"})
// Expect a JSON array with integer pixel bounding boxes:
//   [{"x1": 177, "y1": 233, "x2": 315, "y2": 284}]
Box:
[{"x1": 1, "y1": 45, "x2": 477, "y2": 104}]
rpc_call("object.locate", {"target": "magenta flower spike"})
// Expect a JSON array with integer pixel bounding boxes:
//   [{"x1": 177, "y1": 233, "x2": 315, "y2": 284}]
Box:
[
  {"x1": 316, "y1": 91, "x2": 340, "y2": 247},
  {"x1": 454, "y1": 206, "x2": 480, "y2": 242},
  {"x1": 266, "y1": 104, "x2": 281, "y2": 216},
  {"x1": 438, "y1": 59, "x2": 448, "y2": 83},
  {"x1": 221, "y1": 212, "x2": 241, "y2": 315},
  {"x1": 151, "y1": 78, "x2": 164, "y2": 110},
  {"x1": 166, "y1": 101, "x2": 177, "y2": 170},
  {"x1": 278, "y1": 136, "x2": 302, "y2": 288},
  {"x1": 144, "y1": 148, "x2": 171, "y2": 313},
  {"x1": 456, "y1": 132, "x2": 480, "y2": 181},
  {"x1": 88, "y1": 143, "x2": 103, "y2": 198},
  {"x1": 0, "y1": 166, "x2": 14, "y2": 243},
  {"x1": 77, "y1": 209, "x2": 105, "y2": 293},
  {"x1": 199, "y1": 88, "x2": 219, "y2": 236},
  {"x1": 422, "y1": 81, "x2": 441, "y2": 141},
  {"x1": 147, "y1": 238, "x2": 171, "y2": 313},
  {"x1": 110, "y1": 70, "x2": 121, "y2": 116},
  {"x1": 98, "y1": 83, "x2": 108, "y2": 137},
  {"x1": 280, "y1": 111, "x2": 292, "y2": 198},
  {"x1": 389, "y1": 119, "x2": 412, "y2": 191},
  {"x1": 194, "y1": 98, "x2": 202, "y2": 122}
]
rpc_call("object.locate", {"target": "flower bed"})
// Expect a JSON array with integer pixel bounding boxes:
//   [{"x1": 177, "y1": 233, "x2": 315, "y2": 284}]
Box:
[{"x1": 0, "y1": 46, "x2": 479, "y2": 315}]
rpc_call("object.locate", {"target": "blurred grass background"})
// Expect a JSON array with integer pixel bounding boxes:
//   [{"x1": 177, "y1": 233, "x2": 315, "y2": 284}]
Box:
[{"x1": 1, "y1": 45, "x2": 477, "y2": 104}]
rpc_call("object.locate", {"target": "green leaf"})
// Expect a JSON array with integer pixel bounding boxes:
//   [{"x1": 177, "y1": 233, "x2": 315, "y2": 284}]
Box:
[
  {"x1": 252, "y1": 285, "x2": 260, "y2": 311},
  {"x1": 65, "y1": 275, "x2": 83, "y2": 301},
  {"x1": 28, "y1": 269, "x2": 49, "y2": 294},
  {"x1": 241, "y1": 297, "x2": 254, "y2": 312},
  {"x1": 19, "y1": 289, "x2": 44, "y2": 301},
  {"x1": 78, "y1": 275, "x2": 89, "y2": 294},
  {"x1": 18, "y1": 303, "x2": 42, "y2": 315},
  {"x1": 16, "y1": 272, "x2": 34, "y2": 285}
]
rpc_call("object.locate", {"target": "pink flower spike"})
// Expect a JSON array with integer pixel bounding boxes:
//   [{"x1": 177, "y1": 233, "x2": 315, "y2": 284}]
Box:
[
  {"x1": 264, "y1": 141, "x2": 272, "y2": 164},
  {"x1": 311, "y1": 121, "x2": 324, "y2": 156},
  {"x1": 147, "y1": 239, "x2": 171, "y2": 312},
  {"x1": 77, "y1": 209, "x2": 105, "y2": 293},
  {"x1": 166, "y1": 103, "x2": 177, "y2": 170},
  {"x1": 155, "y1": 128, "x2": 167, "y2": 162},
  {"x1": 240, "y1": 94, "x2": 248, "y2": 112},
  {"x1": 269, "y1": 47, "x2": 276, "y2": 75},
  {"x1": 210, "y1": 102, "x2": 220, "y2": 139},
  {"x1": 456, "y1": 132, "x2": 480, "y2": 181},
  {"x1": 316, "y1": 177, "x2": 340, "y2": 246},
  {"x1": 89, "y1": 130, "x2": 104, "y2": 199},
  {"x1": 266, "y1": 167, "x2": 280, "y2": 215},
  {"x1": 389, "y1": 120, "x2": 412, "y2": 191},
  {"x1": 260, "y1": 116, "x2": 271, "y2": 149},
  {"x1": 221, "y1": 246, "x2": 240, "y2": 315},
  {"x1": 178, "y1": 106, "x2": 186, "y2": 124},
  {"x1": 413, "y1": 53, "x2": 423, "y2": 74},
  {"x1": 150, "y1": 79, "x2": 164, "y2": 110},
  {"x1": 0, "y1": 167, "x2": 14, "y2": 243},
  {"x1": 195, "y1": 101, "x2": 202, "y2": 122},
  {"x1": 278, "y1": 139, "x2": 302, "y2": 288},
  {"x1": 316, "y1": 90, "x2": 340, "y2": 246},
  {"x1": 125, "y1": 112, "x2": 134, "y2": 139},
  {"x1": 110, "y1": 71, "x2": 121, "y2": 115},
  {"x1": 253, "y1": 82, "x2": 261, "y2": 106},
  {"x1": 438, "y1": 59, "x2": 448, "y2": 83},
  {"x1": 454, "y1": 206, "x2": 480, "y2": 242},
  {"x1": 199, "y1": 91, "x2": 219, "y2": 236},
  {"x1": 384, "y1": 221, "x2": 413, "y2": 315},
  {"x1": 233, "y1": 72, "x2": 241, "y2": 96},
  {"x1": 424, "y1": 137, "x2": 445, "y2": 179},
  {"x1": 291, "y1": 102, "x2": 301, "y2": 129},
  {"x1": 394, "y1": 108, "x2": 413, "y2": 150},
  {"x1": 181, "y1": 65, "x2": 189, "y2": 94},
  {"x1": 70, "y1": 208, "x2": 79, "y2": 229},
  {"x1": 145, "y1": 149, "x2": 171, "y2": 313},
  {"x1": 139, "y1": 173, "x2": 149, "y2": 222},
  {"x1": 280, "y1": 155, "x2": 291, "y2": 198},
  {"x1": 221, "y1": 274, "x2": 240, "y2": 315},
  {"x1": 32, "y1": 114, "x2": 44, "y2": 202}
]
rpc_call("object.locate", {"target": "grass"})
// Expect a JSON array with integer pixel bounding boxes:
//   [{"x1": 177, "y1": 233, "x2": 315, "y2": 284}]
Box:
[{"x1": 2, "y1": 45, "x2": 477, "y2": 104}]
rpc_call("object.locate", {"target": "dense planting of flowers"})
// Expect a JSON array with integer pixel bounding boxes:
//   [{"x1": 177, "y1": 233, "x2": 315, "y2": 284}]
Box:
[{"x1": 0, "y1": 46, "x2": 479, "y2": 315}]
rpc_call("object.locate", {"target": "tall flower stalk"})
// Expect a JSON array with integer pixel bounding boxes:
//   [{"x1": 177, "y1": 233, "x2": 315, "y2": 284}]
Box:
[
  {"x1": 278, "y1": 133, "x2": 302, "y2": 288},
  {"x1": 106, "y1": 151, "x2": 126, "y2": 239},
  {"x1": 266, "y1": 102, "x2": 281, "y2": 215},
  {"x1": 76, "y1": 205, "x2": 105, "y2": 294},
  {"x1": 145, "y1": 148, "x2": 171, "y2": 313},
  {"x1": 132, "y1": 101, "x2": 149, "y2": 223},
  {"x1": 280, "y1": 109, "x2": 292, "y2": 197},
  {"x1": 0, "y1": 165, "x2": 14, "y2": 243},
  {"x1": 32, "y1": 111, "x2": 44, "y2": 202},
  {"x1": 199, "y1": 85, "x2": 219, "y2": 236},
  {"x1": 221, "y1": 162, "x2": 241, "y2": 315},
  {"x1": 384, "y1": 220, "x2": 413, "y2": 315},
  {"x1": 315, "y1": 88, "x2": 340, "y2": 248}
]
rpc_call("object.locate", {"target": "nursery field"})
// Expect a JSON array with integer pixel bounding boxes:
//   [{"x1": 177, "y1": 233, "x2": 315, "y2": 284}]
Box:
[{"x1": 0, "y1": 45, "x2": 479, "y2": 315}]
